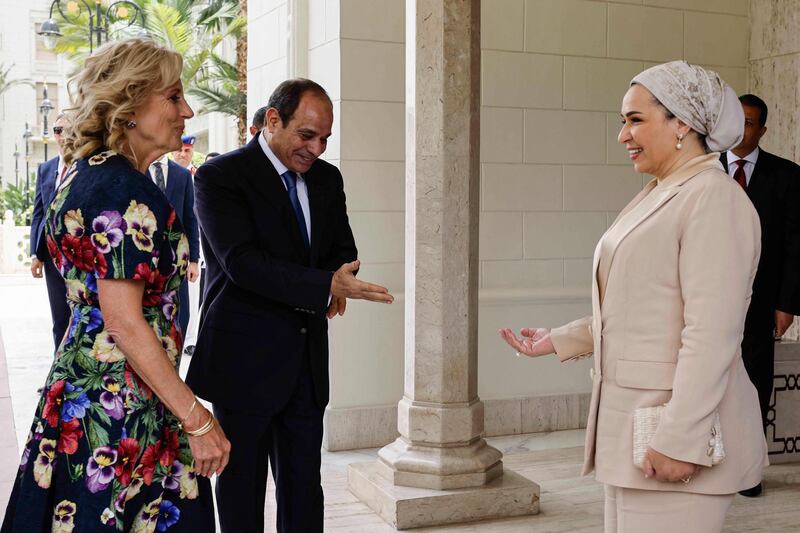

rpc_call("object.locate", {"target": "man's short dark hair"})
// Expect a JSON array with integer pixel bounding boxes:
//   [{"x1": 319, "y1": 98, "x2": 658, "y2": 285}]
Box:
[
  {"x1": 739, "y1": 94, "x2": 768, "y2": 127},
  {"x1": 205, "y1": 152, "x2": 220, "y2": 162},
  {"x1": 267, "y1": 78, "x2": 331, "y2": 125},
  {"x1": 251, "y1": 106, "x2": 267, "y2": 130}
]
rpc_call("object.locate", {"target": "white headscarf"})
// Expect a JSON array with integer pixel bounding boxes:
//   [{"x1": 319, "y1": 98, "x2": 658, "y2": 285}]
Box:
[{"x1": 631, "y1": 61, "x2": 744, "y2": 152}]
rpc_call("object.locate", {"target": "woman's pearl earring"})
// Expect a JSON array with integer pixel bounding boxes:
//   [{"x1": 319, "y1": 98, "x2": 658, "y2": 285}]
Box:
[
  {"x1": 676, "y1": 133, "x2": 684, "y2": 150},
  {"x1": 126, "y1": 120, "x2": 137, "y2": 129}
]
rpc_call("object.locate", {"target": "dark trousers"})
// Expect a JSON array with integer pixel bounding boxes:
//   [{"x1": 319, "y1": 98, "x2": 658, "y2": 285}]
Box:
[
  {"x1": 198, "y1": 266, "x2": 206, "y2": 309},
  {"x1": 43, "y1": 257, "x2": 70, "y2": 350},
  {"x1": 741, "y1": 314, "x2": 775, "y2": 430},
  {"x1": 178, "y1": 279, "x2": 190, "y2": 338},
  {"x1": 213, "y1": 362, "x2": 324, "y2": 533}
]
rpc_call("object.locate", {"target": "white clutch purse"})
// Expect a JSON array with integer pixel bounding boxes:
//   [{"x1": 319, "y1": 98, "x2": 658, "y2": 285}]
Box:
[{"x1": 632, "y1": 405, "x2": 725, "y2": 468}]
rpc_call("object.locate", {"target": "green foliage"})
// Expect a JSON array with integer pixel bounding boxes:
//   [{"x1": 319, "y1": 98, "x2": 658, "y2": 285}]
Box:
[
  {"x1": 2, "y1": 177, "x2": 35, "y2": 225},
  {"x1": 49, "y1": 1, "x2": 246, "y2": 123},
  {"x1": 190, "y1": 151, "x2": 207, "y2": 168},
  {"x1": 144, "y1": 2, "x2": 194, "y2": 55},
  {"x1": 188, "y1": 76, "x2": 245, "y2": 117}
]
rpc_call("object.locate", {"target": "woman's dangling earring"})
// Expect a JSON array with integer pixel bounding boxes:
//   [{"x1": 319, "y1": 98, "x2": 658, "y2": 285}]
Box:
[
  {"x1": 676, "y1": 133, "x2": 684, "y2": 150},
  {"x1": 126, "y1": 120, "x2": 137, "y2": 129}
]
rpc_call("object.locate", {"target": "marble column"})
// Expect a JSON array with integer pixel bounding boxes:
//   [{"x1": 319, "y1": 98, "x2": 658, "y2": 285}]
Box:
[
  {"x1": 347, "y1": 0, "x2": 539, "y2": 528},
  {"x1": 749, "y1": 0, "x2": 800, "y2": 341}
]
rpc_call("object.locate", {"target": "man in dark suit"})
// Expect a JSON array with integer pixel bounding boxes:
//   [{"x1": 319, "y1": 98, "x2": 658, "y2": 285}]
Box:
[
  {"x1": 187, "y1": 79, "x2": 393, "y2": 533},
  {"x1": 147, "y1": 154, "x2": 200, "y2": 336},
  {"x1": 249, "y1": 105, "x2": 267, "y2": 138},
  {"x1": 721, "y1": 94, "x2": 800, "y2": 497},
  {"x1": 29, "y1": 113, "x2": 71, "y2": 349}
]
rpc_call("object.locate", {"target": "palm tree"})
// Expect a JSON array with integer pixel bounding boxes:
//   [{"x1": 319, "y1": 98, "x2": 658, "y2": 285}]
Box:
[
  {"x1": 0, "y1": 63, "x2": 34, "y2": 201},
  {"x1": 0, "y1": 63, "x2": 34, "y2": 98},
  {"x1": 188, "y1": 0, "x2": 248, "y2": 144},
  {"x1": 50, "y1": 0, "x2": 247, "y2": 143}
]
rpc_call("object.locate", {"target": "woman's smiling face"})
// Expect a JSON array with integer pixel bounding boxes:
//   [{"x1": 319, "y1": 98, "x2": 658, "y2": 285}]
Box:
[
  {"x1": 618, "y1": 84, "x2": 685, "y2": 179},
  {"x1": 128, "y1": 81, "x2": 194, "y2": 156}
]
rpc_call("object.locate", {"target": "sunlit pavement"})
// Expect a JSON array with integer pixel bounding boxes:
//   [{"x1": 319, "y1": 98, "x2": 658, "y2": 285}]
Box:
[{"x1": 0, "y1": 274, "x2": 53, "y2": 450}]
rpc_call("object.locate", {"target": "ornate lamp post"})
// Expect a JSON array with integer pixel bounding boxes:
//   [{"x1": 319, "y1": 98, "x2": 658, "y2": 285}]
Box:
[
  {"x1": 40, "y1": 84, "x2": 54, "y2": 162},
  {"x1": 38, "y1": 0, "x2": 146, "y2": 52},
  {"x1": 13, "y1": 143, "x2": 20, "y2": 188},
  {"x1": 22, "y1": 123, "x2": 33, "y2": 211},
  {"x1": 22, "y1": 122, "x2": 33, "y2": 214}
]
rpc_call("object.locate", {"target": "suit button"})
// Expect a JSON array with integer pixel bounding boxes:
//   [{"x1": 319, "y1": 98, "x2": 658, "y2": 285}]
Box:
[{"x1": 300, "y1": 327, "x2": 307, "y2": 334}]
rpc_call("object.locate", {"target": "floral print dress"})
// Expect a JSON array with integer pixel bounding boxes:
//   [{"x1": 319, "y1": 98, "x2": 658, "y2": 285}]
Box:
[{"x1": 1, "y1": 149, "x2": 214, "y2": 533}]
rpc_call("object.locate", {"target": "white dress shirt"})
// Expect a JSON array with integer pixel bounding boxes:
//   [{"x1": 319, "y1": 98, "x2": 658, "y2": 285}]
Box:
[
  {"x1": 54, "y1": 155, "x2": 67, "y2": 188},
  {"x1": 258, "y1": 132, "x2": 312, "y2": 243},
  {"x1": 148, "y1": 155, "x2": 170, "y2": 188},
  {"x1": 725, "y1": 147, "x2": 759, "y2": 186}
]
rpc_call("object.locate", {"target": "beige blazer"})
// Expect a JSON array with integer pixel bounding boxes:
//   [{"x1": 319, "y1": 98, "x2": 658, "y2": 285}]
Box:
[{"x1": 550, "y1": 154, "x2": 767, "y2": 494}]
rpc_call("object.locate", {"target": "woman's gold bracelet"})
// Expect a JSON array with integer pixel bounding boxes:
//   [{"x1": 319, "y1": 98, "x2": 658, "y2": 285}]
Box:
[
  {"x1": 185, "y1": 415, "x2": 215, "y2": 437},
  {"x1": 179, "y1": 398, "x2": 198, "y2": 428}
]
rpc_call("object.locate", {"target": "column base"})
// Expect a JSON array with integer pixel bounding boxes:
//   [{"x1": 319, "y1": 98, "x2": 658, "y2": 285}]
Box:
[
  {"x1": 347, "y1": 461, "x2": 540, "y2": 530},
  {"x1": 378, "y1": 436, "x2": 503, "y2": 489}
]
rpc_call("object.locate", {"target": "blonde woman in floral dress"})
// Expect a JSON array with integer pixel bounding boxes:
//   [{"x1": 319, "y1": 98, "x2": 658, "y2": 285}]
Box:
[{"x1": 2, "y1": 39, "x2": 229, "y2": 533}]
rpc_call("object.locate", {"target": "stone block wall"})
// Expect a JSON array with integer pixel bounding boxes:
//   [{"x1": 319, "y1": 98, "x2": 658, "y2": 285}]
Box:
[
  {"x1": 247, "y1": 0, "x2": 291, "y2": 117},
  {"x1": 749, "y1": 0, "x2": 800, "y2": 163},
  {"x1": 749, "y1": 0, "x2": 800, "y2": 341},
  {"x1": 479, "y1": 0, "x2": 749, "y2": 295}
]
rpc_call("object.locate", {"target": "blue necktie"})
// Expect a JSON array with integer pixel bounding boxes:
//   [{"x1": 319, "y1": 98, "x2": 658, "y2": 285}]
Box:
[{"x1": 282, "y1": 171, "x2": 310, "y2": 251}]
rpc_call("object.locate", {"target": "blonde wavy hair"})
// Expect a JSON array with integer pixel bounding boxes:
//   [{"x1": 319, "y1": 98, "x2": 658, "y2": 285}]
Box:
[{"x1": 63, "y1": 38, "x2": 183, "y2": 166}]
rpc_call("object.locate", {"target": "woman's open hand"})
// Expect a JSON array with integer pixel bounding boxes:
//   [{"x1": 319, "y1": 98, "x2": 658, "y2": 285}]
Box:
[
  {"x1": 499, "y1": 327, "x2": 554, "y2": 357},
  {"x1": 643, "y1": 447, "x2": 699, "y2": 483}
]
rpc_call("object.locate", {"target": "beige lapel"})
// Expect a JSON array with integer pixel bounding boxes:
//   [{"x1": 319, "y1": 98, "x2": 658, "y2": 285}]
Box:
[{"x1": 592, "y1": 153, "x2": 721, "y2": 298}]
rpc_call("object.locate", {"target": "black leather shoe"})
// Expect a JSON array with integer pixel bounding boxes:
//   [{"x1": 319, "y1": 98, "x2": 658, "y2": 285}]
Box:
[
  {"x1": 738, "y1": 482, "x2": 762, "y2": 497},
  {"x1": 183, "y1": 345, "x2": 195, "y2": 356}
]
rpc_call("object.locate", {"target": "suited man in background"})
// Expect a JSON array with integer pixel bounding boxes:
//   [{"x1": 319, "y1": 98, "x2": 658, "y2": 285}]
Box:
[
  {"x1": 184, "y1": 150, "x2": 221, "y2": 355},
  {"x1": 147, "y1": 153, "x2": 200, "y2": 337},
  {"x1": 721, "y1": 94, "x2": 800, "y2": 497},
  {"x1": 249, "y1": 105, "x2": 267, "y2": 139},
  {"x1": 29, "y1": 112, "x2": 71, "y2": 349},
  {"x1": 188, "y1": 79, "x2": 394, "y2": 532}
]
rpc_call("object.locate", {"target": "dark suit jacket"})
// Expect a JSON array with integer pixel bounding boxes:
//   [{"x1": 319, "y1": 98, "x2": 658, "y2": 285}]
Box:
[
  {"x1": 721, "y1": 150, "x2": 800, "y2": 323},
  {"x1": 147, "y1": 161, "x2": 200, "y2": 337},
  {"x1": 186, "y1": 136, "x2": 357, "y2": 414},
  {"x1": 162, "y1": 160, "x2": 200, "y2": 262},
  {"x1": 29, "y1": 157, "x2": 60, "y2": 257}
]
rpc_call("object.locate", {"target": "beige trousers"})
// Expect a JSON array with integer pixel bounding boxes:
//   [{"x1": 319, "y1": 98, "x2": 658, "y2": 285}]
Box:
[{"x1": 604, "y1": 484, "x2": 734, "y2": 533}]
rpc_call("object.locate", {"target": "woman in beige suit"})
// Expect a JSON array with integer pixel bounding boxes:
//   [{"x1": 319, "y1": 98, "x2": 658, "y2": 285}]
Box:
[{"x1": 500, "y1": 61, "x2": 767, "y2": 533}]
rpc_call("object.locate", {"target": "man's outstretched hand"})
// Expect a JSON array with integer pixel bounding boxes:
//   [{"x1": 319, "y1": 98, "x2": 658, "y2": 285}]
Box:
[{"x1": 330, "y1": 260, "x2": 394, "y2": 305}]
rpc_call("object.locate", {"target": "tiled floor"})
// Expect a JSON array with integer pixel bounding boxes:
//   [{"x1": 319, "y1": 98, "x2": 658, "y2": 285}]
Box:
[
  {"x1": 0, "y1": 276, "x2": 54, "y2": 450},
  {"x1": 301, "y1": 432, "x2": 800, "y2": 532},
  {"x1": 2, "y1": 275, "x2": 800, "y2": 532},
  {"x1": 0, "y1": 328, "x2": 19, "y2": 516}
]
